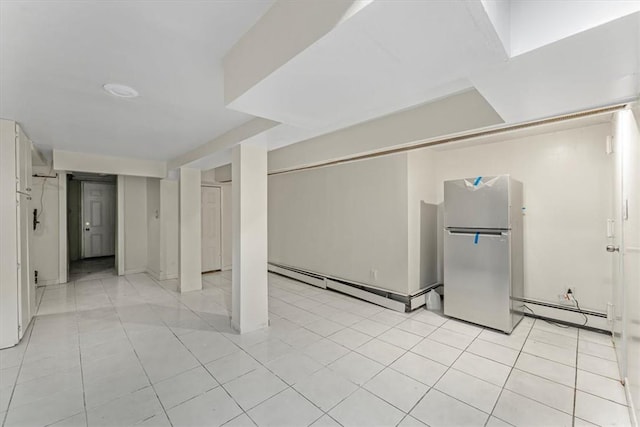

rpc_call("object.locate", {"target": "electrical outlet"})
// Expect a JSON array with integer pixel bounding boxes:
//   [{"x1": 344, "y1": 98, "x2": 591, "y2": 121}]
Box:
[{"x1": 558, "y1": 287, "x2": 577, "y2": 306}]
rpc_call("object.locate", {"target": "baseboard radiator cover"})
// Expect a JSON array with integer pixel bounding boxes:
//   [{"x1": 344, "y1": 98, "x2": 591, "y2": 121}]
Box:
[{"x1": 268, "y1": 262, "x2": 440, "y2": 313}]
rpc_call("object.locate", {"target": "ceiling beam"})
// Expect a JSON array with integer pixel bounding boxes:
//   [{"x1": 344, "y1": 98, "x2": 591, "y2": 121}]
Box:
[{"x1": 223, "y1": 0, "x2": 373, "y2": 106}]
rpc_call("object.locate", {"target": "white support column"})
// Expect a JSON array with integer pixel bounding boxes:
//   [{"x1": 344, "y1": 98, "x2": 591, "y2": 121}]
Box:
[
  {"x1": 179, "y1": 167, "x2": 202, "y2": 292},
  {"x1": 232, "y1": 141, "x2": 269, "y2": 334}
]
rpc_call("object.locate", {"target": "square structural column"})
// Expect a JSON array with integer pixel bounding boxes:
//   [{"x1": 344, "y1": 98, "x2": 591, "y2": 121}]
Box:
[
  {"x1": 179, "y1": 167, "x2": 202, "y2": 292},
  {"x1": 232, "y1": 141, "x2": 268, "y2": 334}
]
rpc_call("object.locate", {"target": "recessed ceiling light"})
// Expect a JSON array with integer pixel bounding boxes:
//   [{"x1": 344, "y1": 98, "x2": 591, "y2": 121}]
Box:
[{"x1": 103, "y1": 83, "x2": 139, "y2": 98}]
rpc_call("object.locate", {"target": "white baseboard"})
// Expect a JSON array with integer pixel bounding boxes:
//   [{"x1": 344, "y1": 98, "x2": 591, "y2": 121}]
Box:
[
  {"x1": 124, "y1": 268, "x2": 147, "y2": 275},
  {"x1": 161, "y1": 273, "x2": 178, "y2": 280},
  {"x1": 222, "y1": 265, "x2": 232, "y2": 272},
  {"x1": 522, "y1": 298, "x2": 609, "y2": 331},
  {"x1": 37, "y1": 279, "x2": 61, "y2": 286}
]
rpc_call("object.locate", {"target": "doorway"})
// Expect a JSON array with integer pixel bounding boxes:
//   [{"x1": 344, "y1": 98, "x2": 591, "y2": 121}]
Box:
[
  {"x1": 201, "y1": 185, "x2": 222, "y2": 273},
  {"x1": 67, "y1": 172, "x2": 116, "y2": 281}
]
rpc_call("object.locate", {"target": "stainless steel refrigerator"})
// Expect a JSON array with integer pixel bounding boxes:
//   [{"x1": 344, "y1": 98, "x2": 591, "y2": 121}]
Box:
[{"x1": 443, "y1": 175, "x2": 524, "y2": 333}]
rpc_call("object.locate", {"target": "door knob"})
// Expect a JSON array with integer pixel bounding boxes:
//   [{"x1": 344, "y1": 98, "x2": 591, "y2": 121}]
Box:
[{"x1": 606, "y1": 245, "x2": 620, "y2": 253}]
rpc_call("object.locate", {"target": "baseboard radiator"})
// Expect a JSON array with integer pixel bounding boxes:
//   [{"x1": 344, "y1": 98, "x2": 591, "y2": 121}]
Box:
[{"x1": 268, "y1": 262, "x2": 440, "y2": 313}]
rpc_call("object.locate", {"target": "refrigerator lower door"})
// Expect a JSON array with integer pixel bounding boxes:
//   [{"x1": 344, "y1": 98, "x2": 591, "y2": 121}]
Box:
[{"x1": 444, "y1": 230, "x2": 513, "y2": 333}]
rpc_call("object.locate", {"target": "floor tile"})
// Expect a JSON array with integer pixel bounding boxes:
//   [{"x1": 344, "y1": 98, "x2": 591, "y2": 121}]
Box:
[
  {"x1": 410, "y1": 389, "x2": 488, "y2": 427},
  {"x1": 528, "y1": 328, "x2": 577, "y2": 350},
  {"x1": 304, "y1": 319, "x2": 344, "y2": 337},
  {"x1": 389, "y1": 351, "x2": 448, "y2": 386},
  {"x1": 395, "y1": 319, "x2": 437, "y2": 337},
  {"x1": 166, "y1": 386, "x2": 242, "y2": 427},
  {"x1": 578, "y1": 340, "x2": 617, "y2": 362},
  {"x1": 411, "y1": 310, "x2": 447, "y2": 327},
  {"x1": 351, "y1": 319, "x2": 391, "y2": 337},
  {"x1": 515, "y1": 352, "x2": 576, "y2": 388},
  {"x1": 310, "y1": 414, "x2": 342, "y2": 427},
  {"x1": 369, "y1": 311, "x2": 407, "y2": 327},
  {"x1": 154, "y1": 365, "x2": 218, "y2": 409},
  {"x1": 329, "y1": 388, "x2": 405, "y2": 427},
  {"x1": 477, "y1": 329, "x2": 526, "y2": 351},
  {"x1": 410, "y1": 337, "x2": 463, "y2": 366},
  {"x1": 86, "y1": 386, "x2": 164, "y2": 427},
  {"x1": 246, "y1": 339, "x2": 294, "y2": 364},
  {"x1": 435, "y1": 368, "x2": 501, "y2": 413},
  {"x1": 397, "y1": 415, "x2": 428, "y2": 426},
  {"x1": 328, "y1": 328, "x2": 372, "y2": 350},
  {"x1": 485, "y1": 416, "x2": 513, "y2": 427},
  {"x1": 302, "y1": 339, "x2": 350, "y2": 365},
  {"x1": 248, "y1": 387, "x2": 323, "y2": 427},
  {"x1": 178, "y1": 330, "x2": 240, "y2": 364},
  {"x1": 576, "y1": 369, "x2": 627, "y2": 405},
  {"x1": 504, "y1": 369, "x2": 574, "y2": 414},
  {"x1": 428, "y1": 327, "x2": 474, "y2": 350},
  {"x1": 223, "y1": 367, "x2": 288, "y2": 410},
  {"x1": 4, "y1": 390, "x2": 85, "y2": 427},
  {"x1": 48, "y1": 412, "x2": 88, "y2": 427},
  {"x1": 466, "y1": 338, "x2": 519, "y2": 366},
  {"x1": 377, "y1": 328, "x2": 422, "y2": 350},
  {"x1": 522, "y1": 340, "x2": 576, "y2": 367},
  {"x1": 328, "y1": 351, "x2": 384, "y2": 386},
  {"x1": 575, "y1": 390, "x2": 631, "y2": 426},
  {"x1": 441, "y1": 318, "x2": 483, "y2": 337},
  {"x1": 363, "y1": 368, "x2": 429, "y2": 412},
  {"x1": 294, "y1": 368, "x2": 358, "y2": 411},
  {"x1": 83, "y1": 368, "x2": 150, "y2": 408},
  {"x1": 205, "y1": 351, "x2": 261, "y2": 384},
  {"x1": 577, "y1": 352, "x2": 620, "y2": 380},
  {"x1": 452, "y1": 352, "x2": 511, "y2": 386},
  {"x1": 223, "y1": 413, "x2": 257, "y2": 427},
  {"x1": 355, "y1": 338, "x2": 405, "y2": 365},
  {"x1": 579, "y1": 330, "x2": 614, "y2": 347},
  {"x1": 493, "y1": 389, "x2": 572, "y2": 427},
  {"x1": 265, "y1": 351, "x2": 323, "y2": 385}
]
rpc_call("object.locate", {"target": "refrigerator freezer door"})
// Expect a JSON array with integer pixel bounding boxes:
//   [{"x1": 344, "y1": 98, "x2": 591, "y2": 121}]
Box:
[
  {"x1": 444, "y1": 230, "x2": 513, "y2": 332},
  {"x1": 444, "y1": 176, "x2": 510, "y2": 229}
]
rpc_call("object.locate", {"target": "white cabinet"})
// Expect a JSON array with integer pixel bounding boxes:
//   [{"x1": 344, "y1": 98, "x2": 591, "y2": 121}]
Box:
[{"x1": 1, "y1": 119, "x2": 35, "y2": 349}]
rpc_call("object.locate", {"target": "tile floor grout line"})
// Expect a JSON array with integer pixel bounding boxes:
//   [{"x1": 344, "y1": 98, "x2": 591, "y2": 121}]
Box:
[
  {"x1": 99, "y1": 276, "x2": 175, "y2": 427},
  {"x1": 484, "y1": 318, "x2": 536, "y2": 427},
  {"x1": 1, "y1": 315, "x2": 36, "y2": 427},
  {"x1": 73, "y1": 280, "x2": 90, "y2": 427},
  {"x1": 572, "y1": 329, "x2": 580, "y2": 427}
]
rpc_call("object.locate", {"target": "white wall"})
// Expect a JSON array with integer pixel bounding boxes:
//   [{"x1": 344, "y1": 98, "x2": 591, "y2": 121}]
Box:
[
  {"x1": 30, "y1": 166, "x2": 62, "y2": 285},
  {"x1": 269, "y1": 153, "x2": 410, "y2": 294},
  {"x1": 424, "y1": 122, "x2": 613, "y2": 312},
  {"x1": 160, "y1": 179, "x2": 179, "y2": 279},
  {"x1": 146, "y1": 178, "x2": 161, "y2": 278},
  {"x1": 122, "y1": 176, "x2": 148, "y2": 274}
]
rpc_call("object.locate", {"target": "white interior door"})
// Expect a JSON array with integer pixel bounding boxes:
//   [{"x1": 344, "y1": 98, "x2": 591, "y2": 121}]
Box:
[
  {"x1": 201, "y1": 186, "x2": 222, "y2": 272},
  {"x1": 82, "y1": 182, "x2": 116, "y2": 258}
]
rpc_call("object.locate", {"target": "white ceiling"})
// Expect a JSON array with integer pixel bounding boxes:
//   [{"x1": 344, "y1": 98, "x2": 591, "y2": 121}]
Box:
[
  {"x1": 0, "y1": 0, "x2": 272, "y2": 160},
  {"x1": 1, "y1": 0, "x2": 638, "y2": 167}
]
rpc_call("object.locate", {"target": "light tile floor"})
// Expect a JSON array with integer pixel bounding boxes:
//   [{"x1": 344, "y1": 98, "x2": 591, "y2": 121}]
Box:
[{"x1": 0, "y1": 271, "x2": 631, "y2": 427}]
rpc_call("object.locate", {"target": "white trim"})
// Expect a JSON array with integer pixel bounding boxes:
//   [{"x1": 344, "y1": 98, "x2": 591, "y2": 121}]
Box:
[
  {"x1": 326, "y1": 279, "x2": 406, "y2": 312},
  {"x1": 38, "y1": 279, "x2": 60, "y2": 286},
  {"x1": 58, "y1": 172, "x2": 68, "y2": 284},
  {"x1": 117, "y1": 176, "x2": 125, "y2": 276},
  {"x1": 124, "y1": 268, "x2": 146, "y2": 275},
  {"x1": 625, "y1": 377, "x2": 638, "y2": 427}
]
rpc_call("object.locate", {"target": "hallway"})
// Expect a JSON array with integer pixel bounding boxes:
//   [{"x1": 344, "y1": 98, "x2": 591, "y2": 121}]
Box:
[{"x1": 0, "y1": 271, "x2": 628, "y2": 426}]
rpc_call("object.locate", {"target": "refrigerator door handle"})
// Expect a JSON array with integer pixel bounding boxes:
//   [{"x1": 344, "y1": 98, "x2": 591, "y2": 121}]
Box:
[{"x1": 447, "y1": 229, "x2": 506, "y2": 237}]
